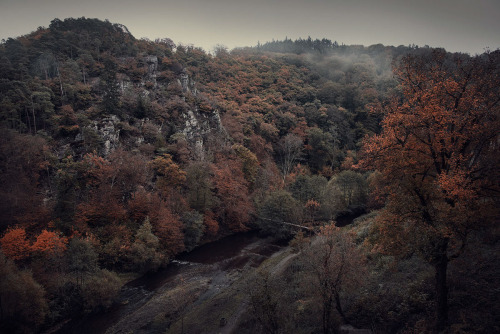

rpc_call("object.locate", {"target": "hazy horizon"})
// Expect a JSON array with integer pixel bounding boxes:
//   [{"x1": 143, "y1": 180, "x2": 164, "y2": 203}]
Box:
[{"x1": 1, "y1": 0, "x2": 499, "y2": 55}]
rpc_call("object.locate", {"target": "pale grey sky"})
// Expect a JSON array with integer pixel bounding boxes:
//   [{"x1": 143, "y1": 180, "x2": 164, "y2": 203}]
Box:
[{"x1": 0, "y1": 0, "x2": 498, "y2": 54}]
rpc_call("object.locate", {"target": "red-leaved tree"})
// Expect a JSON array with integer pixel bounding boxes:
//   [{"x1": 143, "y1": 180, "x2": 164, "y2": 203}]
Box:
[
  {"x1": 361, "y1": 50, "x2": 500, "y2": 330},
  {"x1": 0, "y1": 227, "x2": 31, "y2": 260},
  {"x1": 31, "y1": 230, "x2": 68, "y2": 255},
  {"x1": 213, "y1": 156, "x2": 253, "y2": 232}
]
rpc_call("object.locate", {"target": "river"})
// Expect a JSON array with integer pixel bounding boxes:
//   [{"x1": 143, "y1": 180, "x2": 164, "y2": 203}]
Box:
[{"x1": 54, "y1": 231, "x2": 284, "y2": 334}]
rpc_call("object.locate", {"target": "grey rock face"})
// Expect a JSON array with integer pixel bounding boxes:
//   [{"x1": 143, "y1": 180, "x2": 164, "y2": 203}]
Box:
[
  {"x1": 181, "y1": 107, "x2": 226, "y2": 160},
  {"x1": 144, "y1": 55, "x2": 158, "y2": 86},
  {"x1": 91, "y1": 115, "x2": 120, "y2": 156},
  {"x1": 178, "y1": 69, "x2": 197, "y2": 94}
]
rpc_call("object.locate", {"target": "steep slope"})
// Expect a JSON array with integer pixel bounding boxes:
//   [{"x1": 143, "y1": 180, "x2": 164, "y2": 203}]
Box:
[{"x1": 0, "y1": 17, "x2": 469, "y2": 333}]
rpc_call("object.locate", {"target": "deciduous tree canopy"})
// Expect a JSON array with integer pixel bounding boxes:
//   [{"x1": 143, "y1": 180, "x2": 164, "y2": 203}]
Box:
[{"x1": 361, "y1": 49, "x2": 500, "y2": 330}]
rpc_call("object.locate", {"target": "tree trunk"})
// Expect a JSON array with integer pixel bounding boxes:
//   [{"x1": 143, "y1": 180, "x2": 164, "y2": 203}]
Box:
[
  {"x1": 335, "y1": 292, "x2": 349, "y2": 325},
  {"x1": 323, "y1": 296, "x2": 333, "y2": 334},
  {"x1": 24, "y1": 107, "x2": 32, "y2": 134},
  {"x1": 57, "y1": 68, "x2": 65, "y2": 100},
  {"x1": 434, "y1": 241, "x2": 449, "y2": 332},
  {"x1": 30, "y1": 97, "x2": 37, "y2": 134}
]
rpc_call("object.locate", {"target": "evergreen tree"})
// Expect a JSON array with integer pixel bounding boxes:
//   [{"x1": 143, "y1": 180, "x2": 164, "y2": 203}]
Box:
[{"x1": 100, "y1": 57, "x2": 120, "y2": 115}]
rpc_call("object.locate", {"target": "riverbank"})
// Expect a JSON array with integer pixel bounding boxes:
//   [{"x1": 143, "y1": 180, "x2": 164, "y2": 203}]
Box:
[
  {"x1": 162, "y1": 238, "x2": 290, "y2": 334},
  {"x1": 52, "y1": 231, "x2": 286, "y2": 334}
]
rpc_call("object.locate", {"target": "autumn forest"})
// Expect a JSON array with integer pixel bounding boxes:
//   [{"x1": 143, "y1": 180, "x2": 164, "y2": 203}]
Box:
[{"x1": 0, "y1": 18, "x2": 498, "y2": 334}]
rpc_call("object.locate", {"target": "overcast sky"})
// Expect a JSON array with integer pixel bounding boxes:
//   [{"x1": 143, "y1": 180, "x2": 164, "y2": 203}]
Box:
[{"x1": 1, "y1": 0, "x2": 499, "y2": 55}]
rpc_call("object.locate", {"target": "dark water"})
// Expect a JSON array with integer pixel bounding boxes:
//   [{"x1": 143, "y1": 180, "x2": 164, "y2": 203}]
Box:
[
  {"x1": 177, "y1": 231, "x2": 260, "y2": 264},
  {"x1": 54, "y1": 231, "x2": 266, "y2": 334}
]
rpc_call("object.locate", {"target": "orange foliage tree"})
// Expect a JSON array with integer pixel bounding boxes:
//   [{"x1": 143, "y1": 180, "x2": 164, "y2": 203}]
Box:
[
  {"x1": 203, "y1": 211, "x2": 219, "y2": 237},
  {"x1": 127, "y1": 187, "x2": 151, "y2": 223},
  {"x1": 151, "y1": 153, "x2": 187, "y2": 192},
  {"x1": 74, "y1": 152, "x2": 140, "y2": 230},
  {"x1": 150, "y1": 153, "x2": 188, "y2": 213},
  {"x1": 0, "y1": 227, "x2": 31, "y2": 260},
  {"x1": 126, "y1": 189, "x2": 185, "y2": 257},
  {"x1": 31, "y1": 230, "x2": 68, "y2": 255},
  {"x1": 0, "y1": 130, "x2": 53, "y2": 230},
  {"x1": 149, "y1": 202, "x2": 185, "y2": 256},
  {"x1": 213, "y1": 155, "x2": 253, "y2": 232},
  {"x1": 361, "y1": 50, "x2": 500, "y2": 330},
  {"x1": 75, "y1": 186, "x2": 126, "y2": 229}
]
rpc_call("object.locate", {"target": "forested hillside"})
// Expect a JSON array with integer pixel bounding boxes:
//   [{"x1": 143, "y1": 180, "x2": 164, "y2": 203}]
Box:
[{"x1": 0, "y1": 18, "x2": 498, "y2": 333}]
